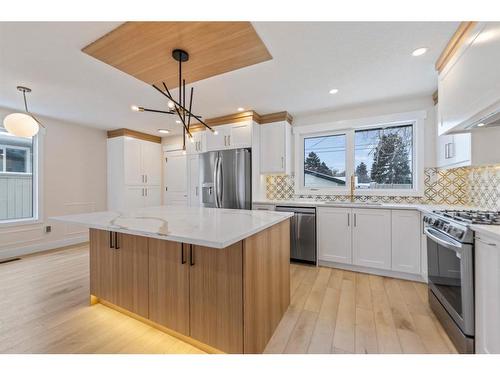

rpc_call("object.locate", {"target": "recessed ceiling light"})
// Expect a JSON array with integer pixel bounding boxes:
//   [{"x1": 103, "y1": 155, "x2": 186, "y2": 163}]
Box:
[
  {"x1": 158, "y1": 129, "x2": 170, "y2": 134},
  {"x1": 237, "y1": 107, "x2": 245, "y2": 112},
  {"x1": 412, "y1": 47, "x2": 428, "y2": 57},
  {"x1": 175, "y1": 120, "x2": 181, "y2": 124},
  {"x1": 477, "y1": 122, "x2": 486, "y2": 127},
  {"x1": 329, "y1": 88, "x2": 339, "y2": 95}
]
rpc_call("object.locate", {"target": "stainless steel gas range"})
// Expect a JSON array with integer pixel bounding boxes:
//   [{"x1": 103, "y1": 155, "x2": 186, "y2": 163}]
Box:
[{"x1": 423, "y1": 209, "x2": 500, "y2": 354}]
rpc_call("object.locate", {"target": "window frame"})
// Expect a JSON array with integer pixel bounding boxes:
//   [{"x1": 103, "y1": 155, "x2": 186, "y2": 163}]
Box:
[
  {"x1": 294, "y1": 111, "x2": 425, "y2": 197},
  {"x1": 0, "y1": 129, "x2": 43, "y2": 226},
  {"x1": 1, "y1": 144, "x2": 32, "y2": 174}
]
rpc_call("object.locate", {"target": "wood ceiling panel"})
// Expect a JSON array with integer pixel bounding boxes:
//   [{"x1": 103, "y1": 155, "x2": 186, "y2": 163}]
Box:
[{"x1": 83, "y1": 22, "x2": 272, "y2": 87}]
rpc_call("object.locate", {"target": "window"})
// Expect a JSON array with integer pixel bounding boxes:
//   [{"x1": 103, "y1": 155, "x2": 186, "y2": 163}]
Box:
[
  {"x1": 355, "y1": 124, "x2": 413, "y2": 190},
  {"x1": 295, "y1": 111, "x2": 424, "y2": 196},
  {"x1": 304, "y1": 134, "x2": 346, "y2": 188},
  {"x1": 0, "y1": 127, "x2": 35, "y2": 222}
]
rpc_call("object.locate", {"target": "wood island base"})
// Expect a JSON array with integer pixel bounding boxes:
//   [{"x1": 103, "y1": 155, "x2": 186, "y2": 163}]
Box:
[{"x1": 89, "y1": 219, "x2": 291, "y2": 354}]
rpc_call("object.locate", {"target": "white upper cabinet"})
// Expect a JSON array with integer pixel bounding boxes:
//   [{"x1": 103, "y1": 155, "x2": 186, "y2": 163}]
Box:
[
  {"x1": 228, "y1": 123, "x2": 252, "y2": 148},
  {"x1": 123, "y1": 137, "x2": 143, "y2": 185},
  {"x1": 475, "y1": 234, "x2": 500, "y2": 354},
  {"x1": 260, "y1": 121, "x2": 292, "y2": 174},
  {"x1": 186, "y1": 131, "x2": 206, "y2": 154},
  {"x1": 123, "y1": 137, "x2": 161, "y2": 185},
  {"x1": 205, "y1": 122, "x2": 253, "y2": 151},
  {"x1": 438, "y1": 22, "x2": 500, "y2": 134},
  {"x1": 352, "y1": 209, "x2": 392, "y2": 270},
  {"x1": 435, "y1": 104, "x2": 471, "y2": 169},
  {"x1": 142, "y1": 140, "x2": 162, "y2": 186},
  {"x1": 317, "y1": 207, "x2": 352, "y2": 264},
  {"x1": 391, "y1": 210, "x2": 421, "y2": 274}
]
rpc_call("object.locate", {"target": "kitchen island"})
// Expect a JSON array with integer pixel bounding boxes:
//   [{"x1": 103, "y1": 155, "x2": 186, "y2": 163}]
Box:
[{"x1": 53, "y1": 206, "x2": 292, "y2": 354}]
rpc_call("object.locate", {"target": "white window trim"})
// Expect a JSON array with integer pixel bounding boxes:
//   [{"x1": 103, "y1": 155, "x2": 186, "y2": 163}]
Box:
[
  {"x1": 293, "y1": 110, "x2": 426, "y2": 197},
  {"x1": 0, "y1": 129, "x2": 44, "y2": 227}
]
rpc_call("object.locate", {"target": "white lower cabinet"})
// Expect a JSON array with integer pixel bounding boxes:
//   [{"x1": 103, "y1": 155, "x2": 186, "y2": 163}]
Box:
[
  {"x1": 318, "y1": 207, "x2": 422, "y2": 278},
  {"x1": 391, "y1": 210, "x2": 421, "y2": 274},
  {"x1": 475, "y1": 234, "x2": 500, "y2": 354},
  {"x1": 352, "y1": 209, "x2": 392, "y2": 270},
  {"x1": 318, "y1": 207, "x2": 352, "y2": 264}
]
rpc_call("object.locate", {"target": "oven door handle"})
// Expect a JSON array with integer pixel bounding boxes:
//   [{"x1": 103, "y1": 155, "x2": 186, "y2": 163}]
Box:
[{"x1": 424, "y1": 227, "x2": 463, "y2": 251}]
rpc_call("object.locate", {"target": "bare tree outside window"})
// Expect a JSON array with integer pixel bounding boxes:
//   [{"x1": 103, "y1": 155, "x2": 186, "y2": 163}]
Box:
[{"x1": 354, "y1": 124, "x2": 413, "y2": 190}]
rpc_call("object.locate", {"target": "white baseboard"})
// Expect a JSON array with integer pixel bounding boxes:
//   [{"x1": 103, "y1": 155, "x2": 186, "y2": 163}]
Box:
[
  {"x1": 0, "y1": 236, "x2": 88, "y2": 261},
  {"x1": 317, "y1": 260, "x2": 426, "y2": 283}
]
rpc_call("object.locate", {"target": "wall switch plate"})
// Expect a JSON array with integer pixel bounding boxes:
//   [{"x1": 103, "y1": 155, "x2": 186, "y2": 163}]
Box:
[{"x1": 45, "y1": 225, "x2": 52, "y2": 233}]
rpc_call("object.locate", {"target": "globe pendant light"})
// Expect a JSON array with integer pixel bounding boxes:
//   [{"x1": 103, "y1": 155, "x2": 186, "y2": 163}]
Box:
[{"x1": 3, "y1": 86, "x2": 45, "y2": 137}]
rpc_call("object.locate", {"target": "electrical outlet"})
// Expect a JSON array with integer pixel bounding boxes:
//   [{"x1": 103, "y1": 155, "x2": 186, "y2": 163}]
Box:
[{"x1": 45, "y1": 225, "x2": 52, "y2": 233}]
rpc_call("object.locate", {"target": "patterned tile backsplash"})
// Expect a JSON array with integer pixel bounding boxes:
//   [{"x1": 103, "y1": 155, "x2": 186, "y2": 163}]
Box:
[{"x1": 265, "y1": 165, "x2": 500, "y2": 210}]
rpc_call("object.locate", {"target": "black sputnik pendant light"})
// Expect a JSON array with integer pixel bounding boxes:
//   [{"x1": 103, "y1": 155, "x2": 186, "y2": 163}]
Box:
[{"x1": 131, "y1": 49, "x2": 217, "y2": 150}]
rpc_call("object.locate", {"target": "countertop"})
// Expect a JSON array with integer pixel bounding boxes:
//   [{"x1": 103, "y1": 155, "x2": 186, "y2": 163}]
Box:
[
  {"x1": 253, "y1": 199, "x2": 472, "y2": 213},
  {"x1": 471, "y1": 224, "x2": 500, "y2": 243},
  {"x1": 254, "y1": 199, "x2": 500, "y2": 242},
  {"x1": 51, "y1": 205, "x2": 293, "y2": 249}
]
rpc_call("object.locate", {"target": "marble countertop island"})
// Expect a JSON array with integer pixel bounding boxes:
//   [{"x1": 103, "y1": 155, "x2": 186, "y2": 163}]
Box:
[{"x1": 52, "y1": 205, "x2": 293, "y2": 249}]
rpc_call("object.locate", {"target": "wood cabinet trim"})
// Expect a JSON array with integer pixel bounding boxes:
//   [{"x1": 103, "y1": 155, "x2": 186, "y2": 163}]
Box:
[
  {"x1": 260, "y1": 111, "x2": 293, "y2": 125},
  {"x1": 107, "y1": 128, "x2": 162, "y2": 143},
  {"x1": 435, "y1": 22, "x2": 477, "y2": 73}
]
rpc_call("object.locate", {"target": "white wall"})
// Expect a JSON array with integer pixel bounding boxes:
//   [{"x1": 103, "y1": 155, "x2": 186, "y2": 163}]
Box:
[
  {"x1": 471, "y1": 126, "x2": 500, "y2": 166},
  {"x1": 293, "y1": 96, "x2": 437, "y2": 168},
  {"x1": 0, "y1": 107, "x2": 107, "y2": 260}
]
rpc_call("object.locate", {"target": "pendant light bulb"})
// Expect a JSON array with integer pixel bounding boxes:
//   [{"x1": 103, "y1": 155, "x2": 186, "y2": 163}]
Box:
[{"x1": 168, "y1": 101, "x2": 175, "y2": 109}]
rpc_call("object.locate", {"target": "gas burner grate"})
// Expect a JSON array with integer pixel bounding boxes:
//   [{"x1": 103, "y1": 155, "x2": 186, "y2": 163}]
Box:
[{"x1": 434, "y1": 210, "x2": 500, "y2": 225}]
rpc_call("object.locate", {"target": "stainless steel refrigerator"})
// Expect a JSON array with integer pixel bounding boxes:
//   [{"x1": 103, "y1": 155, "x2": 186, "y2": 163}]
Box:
[{"x1": 200, "y1": 148, "x2": 252, "y2": 209}]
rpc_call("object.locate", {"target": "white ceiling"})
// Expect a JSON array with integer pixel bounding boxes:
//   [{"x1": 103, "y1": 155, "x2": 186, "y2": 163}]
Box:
[{"x1": 0, "y1": 22, "x2": 458, "y2": 135}]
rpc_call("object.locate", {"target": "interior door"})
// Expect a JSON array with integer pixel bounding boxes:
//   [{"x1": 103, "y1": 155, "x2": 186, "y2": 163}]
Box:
[
  {"x1": 149, "y1": 239, "x2": 190, "y2": 335},
  {"x1": 164, "y1": 152, "x2": 187, "y2": 206},
  {"x1": 189, "y1": 242, "x2": 243, "y2": 353}
]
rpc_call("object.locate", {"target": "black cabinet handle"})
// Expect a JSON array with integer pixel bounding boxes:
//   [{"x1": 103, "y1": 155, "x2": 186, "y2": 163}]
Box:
[
  {"x1": 114, "y1": 232, "x2": 120, "y2": 250},
  {"x1": 190, "y1": 245, "x2": 195, "y2": 266},
  {"x1": 109, "y1": 231, "x2": 114, "y2": 249},
  {"x1": 181, "y1": 246, "x2": 186, "y2": 264}
]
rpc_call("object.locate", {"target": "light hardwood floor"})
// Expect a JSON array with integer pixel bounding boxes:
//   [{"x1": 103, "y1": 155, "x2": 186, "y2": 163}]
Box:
[
  {"x1": 264, "y1": 263, "x2": 457, "y2": 354},
  {"x1": 0, "y1": 245, "x2": 457, "y2": 354}
]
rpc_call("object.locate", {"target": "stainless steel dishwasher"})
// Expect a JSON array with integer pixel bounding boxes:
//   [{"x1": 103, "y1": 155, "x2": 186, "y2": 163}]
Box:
[{"x1": 275, "y1": 206, "x2": 316, "y2": 264}]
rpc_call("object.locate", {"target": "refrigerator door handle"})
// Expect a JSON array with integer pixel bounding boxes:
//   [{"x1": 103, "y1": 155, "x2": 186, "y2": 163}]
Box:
[
  {"x1": 213, "y1": 153, "x2": 219, "y2": 208},
  {"x1": 216, "y1": 154, "x2": 223, "y2": 207}
]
